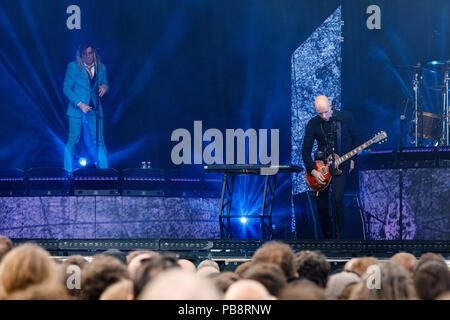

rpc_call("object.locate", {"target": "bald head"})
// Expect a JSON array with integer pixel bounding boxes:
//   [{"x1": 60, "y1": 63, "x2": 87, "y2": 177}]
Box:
[
  {"x1": 128, "y1": 253, "x2": 154, "y2": 279},
  {"x1": 314, "y1": 95, "x2": 333, "y2": 121},
  {"x1": 177, "y1": 259, "x2": 196, "y2": 272},
  {"x1": 138, "y1": 269, "x2": 222, "y2": 300},
  {"x1": 197, "y1": 266, "x2": 220, "y2": 278},
  {"x1": 224, "y1": 279, "x2": 274, "y2": 300}
]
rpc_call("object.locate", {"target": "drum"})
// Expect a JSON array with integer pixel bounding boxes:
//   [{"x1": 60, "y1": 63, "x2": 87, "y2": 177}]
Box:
[{"x1": 409, "y1": 112, "x2": 442, "y2": 141}]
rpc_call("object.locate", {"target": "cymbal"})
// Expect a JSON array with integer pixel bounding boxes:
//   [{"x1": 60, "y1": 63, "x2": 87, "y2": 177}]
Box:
[
  {"x1": 427, "y1": 60, "x2": 447, "y2": 66},
  {"x1": 397, "y1": 64, "x2": 422, "y2": 71},
  {"x1": 425, "y1": 60, "x2": 449, "y2": 71},
  {"x1": 429, "y1": 85, "x2": 449, "y2": 91}
]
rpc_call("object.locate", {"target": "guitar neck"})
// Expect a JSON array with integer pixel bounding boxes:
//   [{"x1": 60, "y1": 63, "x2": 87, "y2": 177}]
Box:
[{"x1": 335, "y1": 139, "x2": 375, "y2": 166}]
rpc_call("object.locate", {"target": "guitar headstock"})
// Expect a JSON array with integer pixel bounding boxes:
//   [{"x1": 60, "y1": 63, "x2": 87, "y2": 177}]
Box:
[{"x1": 372, "y1": 131, "x2": 388, "y2": 144}]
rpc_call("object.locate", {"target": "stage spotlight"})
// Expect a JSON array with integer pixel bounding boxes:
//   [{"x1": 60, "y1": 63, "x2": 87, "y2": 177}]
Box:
[
  {"x1": 240, "y1": 217, "x2": 248, "y2": 224},
  {"x1": 78, "y1": 157, "x2": 88, "y2": 167}
]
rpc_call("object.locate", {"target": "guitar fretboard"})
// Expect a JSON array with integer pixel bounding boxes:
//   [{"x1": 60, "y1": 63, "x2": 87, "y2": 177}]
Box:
[{"x1": 335, "y1": 139, "x2": 375, "y2": 166}]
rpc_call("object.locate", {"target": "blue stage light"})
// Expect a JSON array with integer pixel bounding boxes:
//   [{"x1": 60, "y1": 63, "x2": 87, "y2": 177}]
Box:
[
  {"x1": 240, "y1": 217, "x2": 248, "y2": 224},
  {"x1": 78, "y1": 157, "x2": 88, "y2": 167}
]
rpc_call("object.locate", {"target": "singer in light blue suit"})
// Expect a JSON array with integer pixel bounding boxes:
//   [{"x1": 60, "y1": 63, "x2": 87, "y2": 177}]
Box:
[{"x1": 63, "y1": 44, "x2": 109, "y2": 172}]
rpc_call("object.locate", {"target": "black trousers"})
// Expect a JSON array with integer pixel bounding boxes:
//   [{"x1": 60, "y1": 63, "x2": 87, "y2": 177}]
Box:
[{"x1": 315, "y1": 166, "x2": 349, "y2": 239}]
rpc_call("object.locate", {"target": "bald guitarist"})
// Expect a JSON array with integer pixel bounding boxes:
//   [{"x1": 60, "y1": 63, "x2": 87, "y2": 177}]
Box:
[{"x1": 301, "y1": 95, "x2": 359, "y2": 239}]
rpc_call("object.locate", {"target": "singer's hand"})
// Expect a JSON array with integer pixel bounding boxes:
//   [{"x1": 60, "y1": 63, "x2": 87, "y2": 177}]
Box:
[
  {"x1": 99, "y1": 85, "x2": 107, "y2": 97},
  {"x1": 78, "y1": 103, "x2": 91, "y2": 114}
]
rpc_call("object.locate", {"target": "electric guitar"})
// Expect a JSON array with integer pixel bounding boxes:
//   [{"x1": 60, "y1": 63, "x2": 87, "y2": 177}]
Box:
[{"x1": 305, "y1": 131, "x2": 388, "y2": 192}]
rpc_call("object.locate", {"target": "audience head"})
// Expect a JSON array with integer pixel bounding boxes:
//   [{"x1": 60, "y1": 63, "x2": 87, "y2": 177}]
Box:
[
  {"x1": 139, "y1": 269, "x2": 222, "y2": 300},
  {"x1": 224, "y1": 279, "x2": 274, "y2": 300},
  {"x1": 234, "y1": 261, "x2": 253, "y2": 277},
  {"x1": 177, "y1": 259, "x2": 196, "y2": 272},
  {"x1": 0, "y1": 236, "x2": 13, "y2": 263},
  {"x1": 344, "y1": 258, "x2": 358, "y2": 272},
  {"x1": 213, "y1": 272, "x2": 240, "y2": 294},
  {"x1": 197, "y1": 266, "x2": 220, "y2": 278},
  {"x1": 99, "y1": 279, "x2": 134, "y2": 300},
  {"x1": 98, "y1": 249, "x2": 127, "y2": 265},
  {"x1": 197, "y1": 259, "x2": 220, "y2": 272},
  {"x1": 241, "y1": 263, "x2": 287, "y2": 296},
  {"x1": 414, "y1": 260, "x2": 450, "y2": 300},
  {"x1": 278, "y1": 279, "x2": 325, "y2": 300},
  {"x1": 7, "y1": 282, "x2": 71, "y2": 300},
  {"x1": 350, "y1": 257, "x2": 379, "y2": 276},
  {"x1": 390, "y1": 252, "x2": 417, "y2": 275},
  {"x1": 62, "y1": 255, "x2": 89, "y2": 297},
  {"x1": 416, "y1": 252, "x2": 446, "y2": 271},
  {"x1": 63, "y1": 255, "x2": 89, "y2": 269},
  {"x1": 350, "y1": 262, "x2": 416, "y2": 300},
  {"x1": 133, "y1": 253, "x2": 180, "y2": 299},
  {"x1": 252, "y1": 241, "x2": 297, "y2": 280},
  {"x1": 126, "y1": 250, "x2": 157, "y2": 264},
  {"x1": 80, "y1": 255, "x2": 129, "y2": 300},
  {"x1": 295, "y1": 250, "x2": 330, "y2": 288},
  {"x1": 325, "y1": 271, "x2": 360, "y2": 300},
  {"x1": 127, "y1": 252, "x2": 159, "y2": 279},
  {"x1": 0, "y1": 243, "x2": 58, "y2": 299}
]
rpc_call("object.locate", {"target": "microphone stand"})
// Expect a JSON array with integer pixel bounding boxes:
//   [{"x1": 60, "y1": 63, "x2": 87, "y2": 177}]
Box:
[
  {"x1": 93, "y1": 64, "x2": 100, "y2": 168},
  {"x1": 329, "y1": 117, "x2": 337, "y2": 238}
]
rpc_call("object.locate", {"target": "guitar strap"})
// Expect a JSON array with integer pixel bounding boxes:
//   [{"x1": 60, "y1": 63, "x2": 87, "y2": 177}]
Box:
[{"x1": 336, "y1": 120, "x2": 342, "y2": 155}]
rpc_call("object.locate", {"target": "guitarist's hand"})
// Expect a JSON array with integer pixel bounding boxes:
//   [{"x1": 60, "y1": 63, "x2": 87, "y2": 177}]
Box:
[{"x1": 312, "y1": 169, "x2": 326, "y2": 185}]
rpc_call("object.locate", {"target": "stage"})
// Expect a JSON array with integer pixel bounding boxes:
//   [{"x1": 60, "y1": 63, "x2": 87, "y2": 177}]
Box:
[{"x1": 1, "y1": 148, "x2": 449, "y2": 243}]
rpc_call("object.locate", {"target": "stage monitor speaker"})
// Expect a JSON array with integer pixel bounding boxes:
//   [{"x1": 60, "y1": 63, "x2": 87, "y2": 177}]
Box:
[
  {"x1": 358, "y1": 149, "x2": 397, "y2": 170},
  {"x1": 0, "y1": 169, "x2": 26, "y2": 196},
  {"x1": 166, "y1": 169, "x2": 204, "y2": 197},
  {"x1": 27, "y1": 167, "x2": 70, "y2": 196},
  {"x1": 72, "y1": 168, "x2": 119, "y2": 196},
  {"x1": 122, "y1": 168, "x2": 165, "y2": 196}
]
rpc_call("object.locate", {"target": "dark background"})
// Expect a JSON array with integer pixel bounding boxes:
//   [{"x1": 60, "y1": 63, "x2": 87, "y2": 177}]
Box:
[
  {"x1": 0, "y1": 1, "x2": 449, "y2": 235},
  {"x1": 1, "y1": 0, "x2": 448, "y2": 170}
]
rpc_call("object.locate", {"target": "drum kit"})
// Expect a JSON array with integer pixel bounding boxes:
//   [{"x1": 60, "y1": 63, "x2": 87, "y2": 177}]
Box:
[{"x1": 400, "y1": 59, "x2": 450, "y2": 147}]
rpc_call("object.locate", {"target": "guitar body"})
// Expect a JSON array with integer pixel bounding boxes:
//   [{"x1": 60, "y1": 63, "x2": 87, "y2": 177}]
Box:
[
  {"x1": 305, "y1": 154, "x2": 342, "y2": 192},
  {"x1": 304, "y1": 131, "x2": 388, "y2": 192}
]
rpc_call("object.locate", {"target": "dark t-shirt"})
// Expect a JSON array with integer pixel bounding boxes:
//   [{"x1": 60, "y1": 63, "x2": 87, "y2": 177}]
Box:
[{"x1": 301, "y1": 110, "x2": 359, "y2": 175}]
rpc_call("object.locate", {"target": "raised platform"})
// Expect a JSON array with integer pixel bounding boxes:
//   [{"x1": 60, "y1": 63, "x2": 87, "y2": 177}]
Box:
[
  {"x1": 0, "y1": 196, "x2": 220, "y2": 239},
  {"x1": 359, "y1": 168, "x2": 450, "y2": 240},
  {"x1": 1, "y1": 151, "x2": 449, "y2": 241}
]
